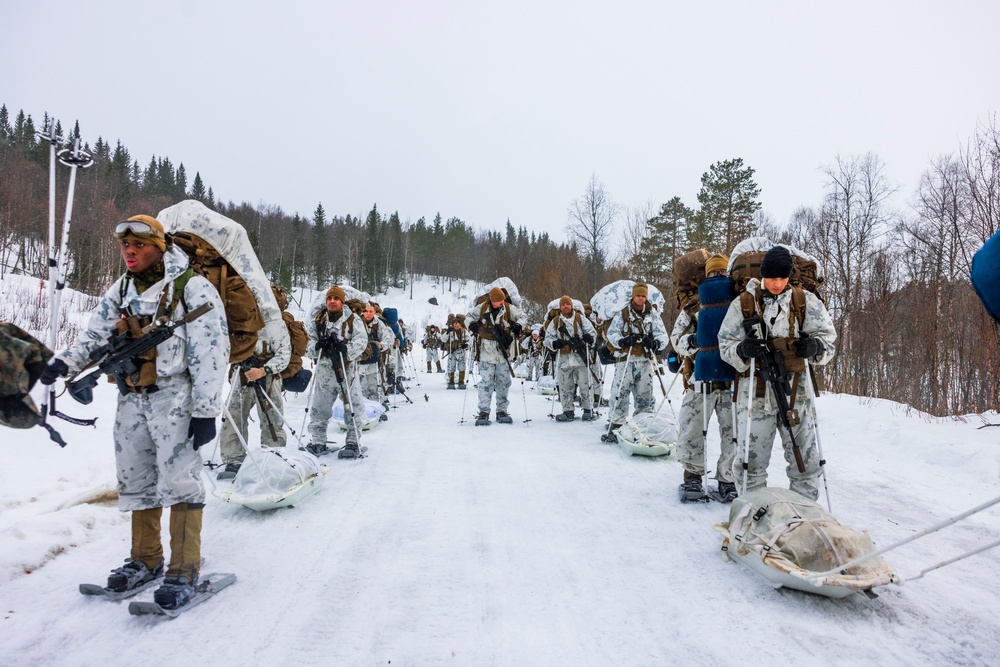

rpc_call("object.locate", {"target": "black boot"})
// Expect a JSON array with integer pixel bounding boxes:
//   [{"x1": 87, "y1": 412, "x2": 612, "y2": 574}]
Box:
[
  {"x1": 679, "y1": 471, "x2": 710, "y2": 503},
  {"x1": 475, "y1": 412, "x2": 491, "y2": 426},
  {"x1": 555, "y1": 411, "x2": 575, "y2": 422}
]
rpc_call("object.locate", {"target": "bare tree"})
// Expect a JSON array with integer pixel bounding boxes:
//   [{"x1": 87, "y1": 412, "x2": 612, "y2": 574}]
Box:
[
  {"x1": 567, "y1": 173, "x2": 621, "y2": 294},
  {"x1": 616, "y1": 199, "x2": 655, "y2": 267}
]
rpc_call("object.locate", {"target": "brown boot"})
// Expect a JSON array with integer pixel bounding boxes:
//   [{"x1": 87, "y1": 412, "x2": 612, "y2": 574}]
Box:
[
  {"x1": 447, "y1": 372, "x2": 455, "y2": 388},
  {"x1": 166, "y1": 502, "x2": 203, "y2": 583},
  {"x1": 131, "y1": 507, "x2": 164, "y2": 571},
  {"x1": 436, "y1": 360, "x2": 443, "y2": 373},
  {"x1": 458, "y1": 371, "x2": 466, "y2": 388},
  {"x1": 427, "y1": 361, "x2": 432, "y2": 372}
]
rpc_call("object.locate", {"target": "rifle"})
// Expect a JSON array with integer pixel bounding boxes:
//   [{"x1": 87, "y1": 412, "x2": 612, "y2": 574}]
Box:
[
  {"x1": 557, "y1": 322, "x2": 601, "y2": 383},
  {"x1": 485, "y1": 310, "x2": 517, "y2": 378},
  {"x1": 743, "y1": 316, "x2": 806, "y2": 473},
  {"x1": 66, "y1": 303, "x2": 213, "y2": 405},
  {"x1": 634, "y1": 320, "x2": 669, "y2": 397}
]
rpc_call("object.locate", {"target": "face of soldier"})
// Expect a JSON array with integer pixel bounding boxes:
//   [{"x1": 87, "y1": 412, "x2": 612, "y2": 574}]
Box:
[
  {"x1": 491, "y1": 299, "x2": 504, "y2": 309},
  {"x1": 362, "y1": 306, "x2": 375, "y2": 322},
  {"x1": 453, "y1": 321, "x2": 462, "y2": 330},
  {"x1": 327, "y1": 295, "x2": 343, "y2": 313},
  {"x1": 763, "y1": 277, "x2": 789, "y2": 295},
  {"x1": 632, "y1": 294, "x2": 647, "y2": 308},
  {"x1": 119, "y1": 239, "x2": 163, "y2": 273},
  {"x1": 560, "y1": 303, "x2": 573, "y2": 317},
  {"x1": 708, "y1": 270, "x2": 727, "y2": 278}
]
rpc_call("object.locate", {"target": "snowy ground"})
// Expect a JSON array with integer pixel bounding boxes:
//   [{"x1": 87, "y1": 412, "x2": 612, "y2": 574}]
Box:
[{"x1": 2, "y1": 275, "x2": 1000, "y2": 667}]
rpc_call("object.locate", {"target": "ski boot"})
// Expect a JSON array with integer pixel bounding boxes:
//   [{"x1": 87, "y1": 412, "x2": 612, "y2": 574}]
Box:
[
  {"x1": 555, "y1": 411, "x2": 575, "y2": 422},
  {"x1": 600, "y1": 424, "x2": 622, "y2": 443},
  {"x1": 153, "y1": 576, "x2": 196, "y2": 610},
  {"x1": 107, "y1": 558, "x2": 164, "y2": 593},
  {"x1": 338, "y1": 443, "x2": 360, "y2": 459},
  {"x1": 713, "y1": 481, "x2": 738, "y2": 503},
  {"x1": 679, "y1": 471, "x2": 710, "y2": 503},
  {"x1": 581, "y1": 409, "x2": 595, "y2": 422},
  {"x1": 475, "y1": 412, "x2": 491, "y2": 426},
  {"x1": 495, "y1": 411, "x2": 513, "y2": 424},
  {"x1": 305, "y1": 443, "x2": 333, "y2": 457},
  {"x1": 215, "y1": 462, "x2": 241, "y2": 480}
]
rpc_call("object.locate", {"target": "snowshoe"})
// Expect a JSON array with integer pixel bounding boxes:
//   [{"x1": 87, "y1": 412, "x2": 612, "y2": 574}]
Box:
[
  {"x1": 601, "y1": 424, "x2": 622, "y2": 443},
  {"x1": 379, "y1": 413, "x2": 389, "y2": 422},
  {"x1": 447, "y1": 383, "x2": 456, "y2": 390},
  {"x1": 216, "y1": 462, "x2": 241, "y2": 481},
  {"x1": 475, "y1": 412, "x2": 491, "y2": 426},
  {"x1": 555, "y1": 411, "x2": 576, "y2": 422},
  {"x1": 153, "y1": 576, "x2": 196, "y2": 610},
  {"x1": 106, "y1": 558, "x2": 164, "y2": 593},
  {"x1": 338, "y1": 444, "x2": 360, "y2": 459},
  {"x1": 495, "y1": 411, "x2": 513, "y2": 424},
  {"x1": 679, "y1": 474, "x2": 710, "y2": 503},
  {"x1": 457, "y1": 383, "x2": 466, "y2": 390},
  {"x1": 581, "y1": 410, "x2": 595, "y2": 422},
  {"x1": 707, "y1": 481, "x2": 738, "y2": 504}
]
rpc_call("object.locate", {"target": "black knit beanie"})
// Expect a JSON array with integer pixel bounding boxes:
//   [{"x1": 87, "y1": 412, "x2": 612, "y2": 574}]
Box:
[{"x1": 760, "y1": 246, "x2": 793, "y2": 279}]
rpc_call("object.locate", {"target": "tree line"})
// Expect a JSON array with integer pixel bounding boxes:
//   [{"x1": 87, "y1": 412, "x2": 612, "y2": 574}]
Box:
[{"x1": 1, "y1": 103, "x2": 997, "y2": 416}]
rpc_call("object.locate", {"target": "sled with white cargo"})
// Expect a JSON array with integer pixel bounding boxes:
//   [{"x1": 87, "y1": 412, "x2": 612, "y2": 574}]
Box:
[
  {"x1": 332, "y1": 398, "x2": 386, "y2": 431},
  {"x1": 612, "y1": 412, "x2": 678, "y2": 457},
  {"x1": 536, "y1": 375, "x2": 558, "y2": 395},
  {"x1": 715, "y1": 488, "x2": 896, "y2": 598},
  {"x1": 221, "y1": 448, "x2": 326, "y2": 512}
]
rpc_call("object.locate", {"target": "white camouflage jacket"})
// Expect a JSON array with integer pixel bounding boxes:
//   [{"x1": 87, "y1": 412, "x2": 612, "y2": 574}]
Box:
[
  {"x1": 718, "y1": 278, "x2": 836, "y2": 374},
  {"x1": 56, "y1": 246, "x2": 229, "y2": 418},
  {"x1": 606, "y1": 302, "x2": 669, "y2": 360},
  {"x1": 466, "y1": 301, "x2": 524, "y2": 365},
  {"x1": 306, "y1": 308, "x2": 368, "y2": 365},
  {"x1": 543, "y1": 309, "x2": 597, "y2": 369}
]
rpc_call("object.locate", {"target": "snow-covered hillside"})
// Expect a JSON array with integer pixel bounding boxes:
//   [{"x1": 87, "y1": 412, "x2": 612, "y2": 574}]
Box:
[{"x1": 2, "y1": 274, "x2": 999, "y2": 667}]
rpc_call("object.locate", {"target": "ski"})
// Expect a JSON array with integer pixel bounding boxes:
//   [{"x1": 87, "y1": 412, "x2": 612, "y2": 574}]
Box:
[
  {"x1": 79, "y1": 577, "x2": 162, "y2": 601},
  {"x1": 128, "y1": 572, "x2": 236, "y2": 618}
]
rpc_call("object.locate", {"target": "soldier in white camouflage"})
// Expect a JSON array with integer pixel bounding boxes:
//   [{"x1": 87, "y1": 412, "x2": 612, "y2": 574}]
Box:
[
  {"x1": 358, "y1": 303, "x2": 395, "y2": 413},
  {"x1": 422, "y1": 325, "x2": 444, "y2": 373},
  {"x1": 604, "y1": 283, "x2": 669, "y2": 442},
  {"x1": 671, "y1": 254, "x2": 736, "y2": 501},
  {"x1": 442, "y1": 315, "x2": 469, "y2": 389},
  {"x1": 718, "y1": 245, "x2": 836, "y2": 500},
  {"x1": 466, "y1": 286, "x2": 525, "y2": 425},
  {"x1": 39, "y1": 214, "x2": 228, "y2": 610},
  {"x1": 520, "y1": 327, "x2": 543, "y2": 381},
  {"x1": 305, "y1": 285, "x2": 368, "y2": 458},
  {"x1": 544, "y1": 295, "x2": 598, "y2": 422}
]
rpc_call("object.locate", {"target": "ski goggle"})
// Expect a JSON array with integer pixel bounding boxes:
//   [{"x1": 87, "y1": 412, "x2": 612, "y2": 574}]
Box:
[{"x1": 114, "y1": 220, "x2": 159, "y2": 238}]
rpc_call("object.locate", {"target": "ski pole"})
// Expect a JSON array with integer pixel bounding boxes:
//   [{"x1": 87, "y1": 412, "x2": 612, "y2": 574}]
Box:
[
  {"x1": 802, "y1": 366, "x2": 832, "y2": 513},
  {"x1": 702, "y1": 382, "x2": 710, "y2": 488},
  {"x1": 337, "y1": 351, "x2": 364, "y2": 452},
  {"x1": 257, "y1": 378, "x2": 308, "y2": 448},
  {"x1": 740, "y1": 356, "x2": 756, "y2": 497},
  {"x1": 604, "y1": 343, "x2": 637, "y2": 442},
  {"x1": 298, "y1": 358, "x2": 319, "y2": 439}
]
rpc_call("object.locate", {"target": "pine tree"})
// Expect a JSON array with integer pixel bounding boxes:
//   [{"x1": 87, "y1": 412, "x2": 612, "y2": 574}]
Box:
[
  {"x1": 634, "y1": 197, "x2": 692, "y2": 286},
  {"x1": 695, "y1": 158, "x2": 762, "y2": 253},
  {"x1": 312, "y1": 203, "x2": 328, "y2": 288},
  {"x1": 0, "y1": 105, "x2": 10, "y2": 140},
  {"x1": 190, "y1": 172, "x2": 208, "y2": 202}
]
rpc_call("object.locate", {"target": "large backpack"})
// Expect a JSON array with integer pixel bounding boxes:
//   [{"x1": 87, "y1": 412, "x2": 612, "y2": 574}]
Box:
[
  {"x1": 673, "y1": 249, "x2": 711, "y2": 311},
  {"x1": 0, "y1": 323, "x2": 53, "y2": 429},
  {"x1": 158, "y1": 200, "x2": 288, "y2": 366}
]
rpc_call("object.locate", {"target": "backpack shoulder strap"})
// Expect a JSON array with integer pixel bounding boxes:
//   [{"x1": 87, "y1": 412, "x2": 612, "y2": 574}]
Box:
[
  {"x1": 160, "y1": 267, "x2": 194, "y2": 319},
  {"x1": 790, "y1": 286, "x2": 806, "y2": 331}
]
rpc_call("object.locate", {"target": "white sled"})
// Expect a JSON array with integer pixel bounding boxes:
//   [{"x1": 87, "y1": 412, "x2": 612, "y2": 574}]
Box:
[
  {"x1": 613, "y1": 413, "x2": 677, "y2": 457},
  {"x1": 536, "y1": 375, "x2": 558, "y2": 395},
  {"x1": 222, "y1": 448, "x2": 327, "y2": 512},
  {"x1": 714, "y1": 488, "x2": 896, "y2": 599},
  {"x1": 333, "y1": 398, "x2": 386, "y2": 431}
]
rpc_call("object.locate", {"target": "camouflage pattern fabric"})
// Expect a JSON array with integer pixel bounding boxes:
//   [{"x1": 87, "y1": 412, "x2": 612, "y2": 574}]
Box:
[
  {"x1": 443, "y1": 330, "x2": 468, "y2": 373},
  {"x1": 358, "y1": 362, "x2": 385, "y2": 403},
  {"x1": 608, "y1": 359, "x2": 655, "y2": 425},
  {"x1": 0, "y1": 322, "x2": 53, "y2": 429},
  {"x1": 465, "y1": 301, "x2": 524, "y2": 366},
  {"x1": 219, "y1": 373, "x2": 286, "y2": 464},
  {"x1": 677, "y1": 386, "x2": 735, "y2": 482},
  {"x1": 557, "y1": 364, "x2": 592, "y2": 414},
  {"x1": 308, "y1": 357, "x2": 366, "y2": 448},
  {"x1": 477, "y1": 361, "x2": 512, "y2": 415}
]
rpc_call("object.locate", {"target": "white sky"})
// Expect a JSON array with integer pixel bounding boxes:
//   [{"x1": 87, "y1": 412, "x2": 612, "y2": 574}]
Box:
[{"x1": 3, "y1": 1, "x2": 998, "y2": 240}]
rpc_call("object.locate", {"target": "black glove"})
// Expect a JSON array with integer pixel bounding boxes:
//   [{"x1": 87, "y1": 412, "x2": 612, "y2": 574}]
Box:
[
  {"x1": 500, "y1": 333, "x2": 514, "y2": 349},
  {"x1": 187, "y1": 417, "x2": 216, "y2": 451},
  {"x1": 645, "y1": 335, "x2": 662, "y2": 352},
  {"x1": 795, "y1": 335, "x2": 822, "y2": 359},
  {"x1": 39, "y1": 359, "x2": 69, "y2": 386},
  {"x1": 460, "y1": 343, "x2": 468, "y2": 349},
  {"x1": 582, "y1": 333, "x2": 594, "y2": 345},
  {"x1": 553, "y1": 339, "x2": 569, "y2": 350},
  {"x1": 686, "y1": 334, "x2": 698, "y2": 350},
  {"x1": 737, "y1": 338, "x2": 769, "y2": 361},
  {"x1": 510, "y1": 322, "x2": 523, "y2": 337},
  {"x1": 619, "y1": 334, "x2": 637, "y2": 348},
  {"x1": 468, "y1": 321, "x2": 480, "y2": 335}
]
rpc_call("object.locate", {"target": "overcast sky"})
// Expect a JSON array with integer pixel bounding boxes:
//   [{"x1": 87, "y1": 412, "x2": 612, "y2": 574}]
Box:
[{"x1": 3, "y1": 1, "x2": 998, "y2": 244}]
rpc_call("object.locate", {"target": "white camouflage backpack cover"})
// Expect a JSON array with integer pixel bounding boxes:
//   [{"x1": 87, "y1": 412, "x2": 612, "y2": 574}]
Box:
[{"x1": 222, "y1": 448, "x2": 326, "y2": 511}]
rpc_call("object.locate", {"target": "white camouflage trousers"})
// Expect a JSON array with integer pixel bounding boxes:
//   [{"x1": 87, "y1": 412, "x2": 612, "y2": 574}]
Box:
[
  {"x1": 113, "y1": 374, "x2": 205, "y2": 511},
  {"x1": 677, "y1": 385, "x2": 735, "y2": 482},
  {"x1": 525, "y1": 354, "x2": 542, "y2": 381},
  {"x1": 446, "y1": 350, "x2": 467, "y2": 374},
  {"x1": 308, "y1": 357, "x2": 366, "y2": 448},
  {"x1": 358, "y1": 361, "x2": 385, "y2": 404},
  {"x1": 425, "y1": 347, "x2": 440, "y2": 363},
  {"x1": 219, "y1": 374, "x2": 287, "y2": 463},
  {"x1": 557, "y1": 363, "x2": 593, "y2": 414},
  {"x1": 609, "y1": 357, "x2": 655, "y2": 425},
  {"x1": 477, "y1": 361, "x2": 512, "y2": 415},
  {"x1": 733, "y1": 379, "x2": 821, "y2": 500}
]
